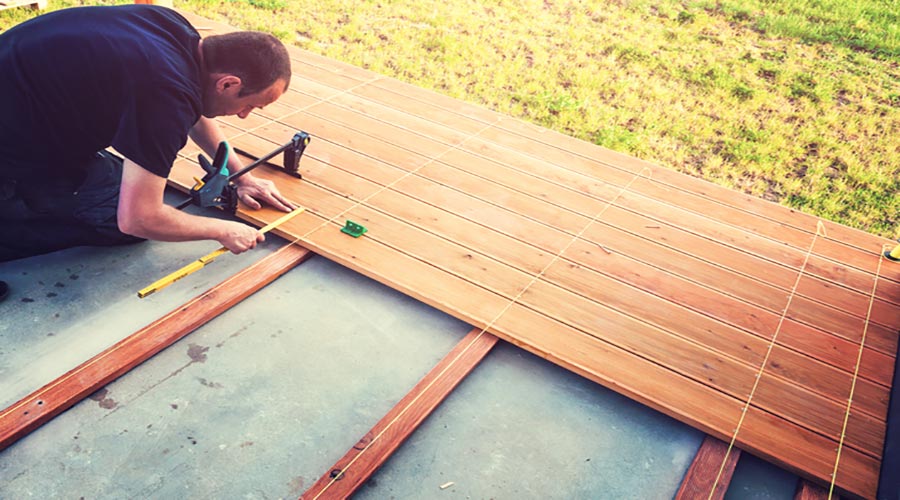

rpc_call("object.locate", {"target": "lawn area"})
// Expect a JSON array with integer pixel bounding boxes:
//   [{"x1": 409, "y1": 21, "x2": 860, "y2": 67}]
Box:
[{"x1": 3, "y1": 0, "x2": 897, "y2": 238}]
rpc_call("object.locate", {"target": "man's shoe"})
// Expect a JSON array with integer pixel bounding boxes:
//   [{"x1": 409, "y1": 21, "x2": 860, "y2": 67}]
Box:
[{"x1": 0, "y1": 280, "x2": 8, "y2": 302}]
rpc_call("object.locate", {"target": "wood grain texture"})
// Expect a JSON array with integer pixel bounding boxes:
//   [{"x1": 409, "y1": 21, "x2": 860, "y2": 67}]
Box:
[
  {"x1": 795, "y1": 479, "x2": 831, "y2": 500},
  {"x1": 175, "y1": 12, "x2": 899, "y2": 498},
  {"x1": 676, "y1": 435, "x2": 741, "y2": 500},
  {"x1": 0, "y1": 244, "x2": 311, "y2": 452},
  {"x1": 301, "y1": 328, "x2": 498, "y2": 499}
]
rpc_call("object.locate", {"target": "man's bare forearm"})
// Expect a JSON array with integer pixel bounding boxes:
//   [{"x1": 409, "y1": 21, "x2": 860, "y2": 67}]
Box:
[
  {"x1": 118, "y1": 157, "x2": 263, "y2": 253},
  {"x1": 121, "y1": 202, "x2": 262, "y2": 254},
  {"x1": 120, "y1": 202, "x2": 230, "y2": 242}
]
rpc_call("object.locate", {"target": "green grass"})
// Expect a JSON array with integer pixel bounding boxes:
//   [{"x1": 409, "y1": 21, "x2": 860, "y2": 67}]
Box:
[{"x1": 3, "y1": 0, "x2": 897, "y2": 238}]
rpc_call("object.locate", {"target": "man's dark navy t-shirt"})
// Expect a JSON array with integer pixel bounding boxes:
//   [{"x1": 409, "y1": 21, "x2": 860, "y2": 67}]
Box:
[{"x1": 0, "y1": 5, "x2": 202, "y2": 180}]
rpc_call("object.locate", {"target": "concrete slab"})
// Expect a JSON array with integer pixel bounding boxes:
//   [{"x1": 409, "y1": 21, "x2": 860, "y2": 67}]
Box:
[
  {"x1": 0, "y1": 201, "x2": 281, "y2": 409},
  {"x1": 725, "y1": 453, "x2": 799, "y2": 500},
  {"x1": 1, "y1": 253, "x2": 470, "y2": 498}
]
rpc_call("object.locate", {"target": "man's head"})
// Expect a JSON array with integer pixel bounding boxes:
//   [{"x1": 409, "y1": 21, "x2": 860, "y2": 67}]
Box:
[{"x1": 199, "y1": 31, "x2": 291, "y2": 118}]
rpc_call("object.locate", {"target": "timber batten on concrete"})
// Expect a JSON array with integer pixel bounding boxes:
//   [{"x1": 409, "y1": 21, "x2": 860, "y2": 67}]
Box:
[{"x1": 0, "y1": 244, "x2": 312, "y2": 452}]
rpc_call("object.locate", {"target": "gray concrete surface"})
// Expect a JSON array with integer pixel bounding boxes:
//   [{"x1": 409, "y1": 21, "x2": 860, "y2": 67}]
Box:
[
  {"x1": 0, "y1": 202, "x2": 281, "y2": 410},
  {"x1": 0, "y1": 199, "x2": 799, "y2": 499},
  {"x1": 357, "y1": 341, "x2": 702, "y2": 499}
]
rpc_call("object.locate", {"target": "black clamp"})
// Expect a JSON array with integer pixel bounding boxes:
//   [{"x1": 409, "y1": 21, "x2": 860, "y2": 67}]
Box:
[
  {"x1": 177, "y1": 131, "x2": 312, "y2": 214},
  {"x1": 232, "y1": 131, "x2": 310, "y2": 182},
  {"x1": 283, "y1": 131, "x2": 310, "y2": 179},
  {"x1": 186, "y1": 141, "x2": 238, "y2": 213}
]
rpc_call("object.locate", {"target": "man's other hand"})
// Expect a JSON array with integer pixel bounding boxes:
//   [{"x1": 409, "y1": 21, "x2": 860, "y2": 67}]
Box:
[
  {"x1": 219, "y1": 221, "x2": 265, "y2": 254},
  {"x1": 234, "y1": 174, "x2": 295, "y2": 212}
]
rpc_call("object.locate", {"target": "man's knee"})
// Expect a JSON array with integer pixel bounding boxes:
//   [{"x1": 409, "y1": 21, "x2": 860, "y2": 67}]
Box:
[{"x1": 0, "y1": 151, "x2": 142, "y2": 260}]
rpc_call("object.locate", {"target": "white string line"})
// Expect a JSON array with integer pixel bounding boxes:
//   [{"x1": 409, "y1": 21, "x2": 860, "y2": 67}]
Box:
[
  {"x1": 708, "y1": 220, "x2": 827, "y2": 500},
  {"x1": 311, "y1": 167, "x2": 653, "y2": 498},
  {"x1": 282, "y1": 92, "x2": 896, "y2": 346},
  {"x1": 827, "y1": 244, "x2": 890, "y2": 499},
  {"x1": 285, "y1": 65, "x2": 871, "y2": 295},
  {"x1": 280, "y1": 116, "x2": 504, "y2": 247}
]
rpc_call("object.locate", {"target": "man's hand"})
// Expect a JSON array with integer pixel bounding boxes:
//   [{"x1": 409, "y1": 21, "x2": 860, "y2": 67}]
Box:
[
  {"x1": 234, "y1": 174, "x2": 295, "y2": 212},
  {"x1": 190, "y1": 117, "x2": 295, "y2": 212},
  {"x1": 218, "y1": 221, "x2": 265, "y2": 254},
  {"x1": 118, "y1": 158, "x2": 267, "y2": 254}
]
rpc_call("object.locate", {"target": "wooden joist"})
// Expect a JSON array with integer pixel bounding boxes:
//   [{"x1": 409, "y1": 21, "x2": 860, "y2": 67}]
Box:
[
  {"x1": 302, "y1": 328, "x2": 498, "y2": 499},
  {"x1": 304, "y1": 330, "x2": 745, "y2": 499},
  {"x1": 0, "y1": 244, "x2": 312, "y2": 451},
  {"x1": 795, "y1": 480, "x2": 831, "y2": 500},
  {"x1": 676, "y1": 436, "x2": 741, "y2": 500}
]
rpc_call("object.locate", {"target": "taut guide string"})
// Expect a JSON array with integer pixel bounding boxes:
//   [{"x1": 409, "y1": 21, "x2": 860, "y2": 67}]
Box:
[
  {"x1": 287, "y1": 114, "x2": 505, "y2": 247},
  {"x1": 709, "y1": 223, "x2": 889, "y2": 499},
  {"x1": 708, "y1": 220, "x2": 826, "y2": 499},
  {"x1": 827, "y1": 243, "x2": 890, "y2": 499},
  {"x1": 309, "y1": 165, "x2": 654, "y2": 498}
]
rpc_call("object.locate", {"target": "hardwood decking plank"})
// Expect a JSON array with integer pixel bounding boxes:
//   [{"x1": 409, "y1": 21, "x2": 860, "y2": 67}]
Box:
[
  {"x1": 171, "y1": 14, "x2": 896, "y2": 497},
  {"x1": 289, "y1": 55, "x2": 891, "y2": 257},
  {"x1": 248, "y1": 112, "x2": 898, "y2": 375}
]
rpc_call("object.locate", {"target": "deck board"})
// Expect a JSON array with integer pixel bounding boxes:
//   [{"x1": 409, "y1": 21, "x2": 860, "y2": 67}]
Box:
[
  {"x1": 278, "y1": 83, "x2": 899, "y2": 343},
  {"x1": 256, "y1": 102, "x2": 895, "y2": 380},
  {"x1": 272, "y1": 100, "x2": 898, "y2": 346},
  {"x1": 288, "y1": 60, "x2": 893, "y2": 271},
  {"x1": 172, "y1": 13, "x2": 898, "y2": 498}
]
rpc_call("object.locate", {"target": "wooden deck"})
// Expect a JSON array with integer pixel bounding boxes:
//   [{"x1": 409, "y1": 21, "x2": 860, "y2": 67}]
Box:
[{"x1": 173, "y1": 13, "x2": 899, "y2": 499}]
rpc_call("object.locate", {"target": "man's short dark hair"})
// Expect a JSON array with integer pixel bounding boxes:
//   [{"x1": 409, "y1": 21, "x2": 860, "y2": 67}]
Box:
[{"x1": 202, "y1": 31, "x2": 291, "y2": 96}]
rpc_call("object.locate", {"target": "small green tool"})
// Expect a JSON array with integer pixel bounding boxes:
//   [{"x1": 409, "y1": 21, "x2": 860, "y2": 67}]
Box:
[{"x1": 341, "y1": 220, "x2": 367, "y2": 238}]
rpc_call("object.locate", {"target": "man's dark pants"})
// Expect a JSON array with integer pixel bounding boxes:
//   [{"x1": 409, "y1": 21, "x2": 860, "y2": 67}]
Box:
[{"x1": 0, "y1": 151, "x2": 144, "y2": 262}]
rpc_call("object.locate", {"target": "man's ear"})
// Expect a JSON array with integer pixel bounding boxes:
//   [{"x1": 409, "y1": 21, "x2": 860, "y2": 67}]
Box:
[{"x1": 215, "y1": 75, "x2": 243, "y2": 95}]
